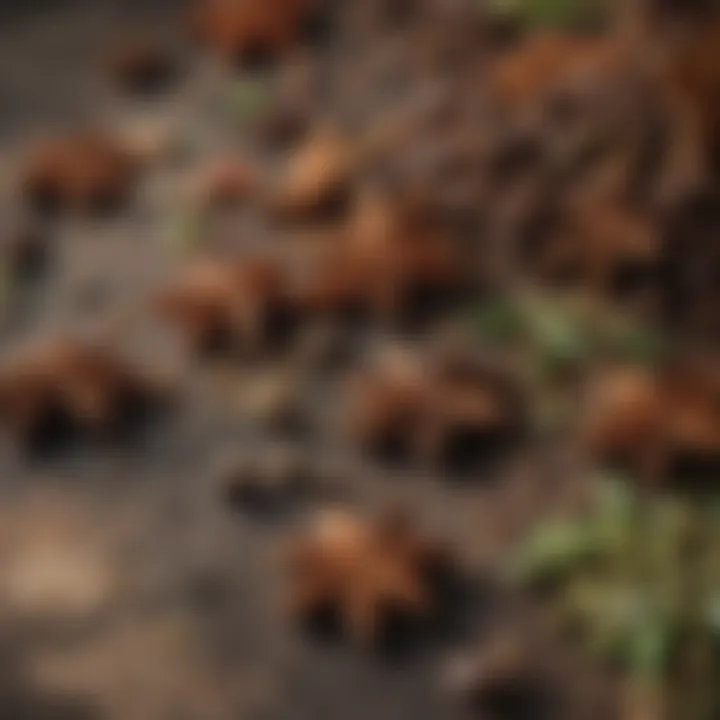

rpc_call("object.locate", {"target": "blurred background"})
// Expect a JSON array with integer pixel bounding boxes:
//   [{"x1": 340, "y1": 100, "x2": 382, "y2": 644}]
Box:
[{"x1": 0, "y1": 1, "x2": 718, "y2": 719}]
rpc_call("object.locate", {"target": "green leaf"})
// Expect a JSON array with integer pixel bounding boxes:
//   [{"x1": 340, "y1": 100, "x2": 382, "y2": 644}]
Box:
[
  {"x1": 513, "y1": 518, "x2": 600, "y2": 586},
  {"x1": 577, "y1": 584, "x2": 645, "y2": 663},
  {"x1": 628, "y1": 613, "x2": 674, "y2": 679}
]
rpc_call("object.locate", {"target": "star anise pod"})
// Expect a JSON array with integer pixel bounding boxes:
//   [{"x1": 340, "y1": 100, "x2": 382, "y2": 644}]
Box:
[
  {"x1": 585, "y1": 360, "x2": 720, "y2": 484},
  {"x1": 21, "y1": 132, "x2": 137, "y2": 215},
  {"x1": 285, "y1": 508, "x2": 450, "y2": 646},
  {"x1": 0, "y1": 338, "x2": 167, "y2": 446},
  {"x1": 191, "y1": 0, "x2": 317, "y2": 66},
  {"x1": 347, "y1": 345, "x2": 519, "y2": 469},
  {"x1": 156, "y1": 255, "x2": 292, "y2": 355}
]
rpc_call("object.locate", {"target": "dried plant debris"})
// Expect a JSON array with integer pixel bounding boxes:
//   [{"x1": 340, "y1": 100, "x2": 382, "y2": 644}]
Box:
[
  {"x1": 0, "y1": 337, "x2": 169, "y2": 447},
  {"x1": 191, "y1": 0, "x2": 320, "y2": 66},
  {"x1": 637, "y1": 3, "x2": 720, "y2": 193},
  {"x1": 529, "y1": 195, "x2": 661, "y2": 304},
  {"x1": 285, "y1": 508, "x2": 452, "y2": 646},
  {"x1": 21, "y1": 132, "x2": 138, "y2": 215},
  {"x1": 347, "y1": 345, "x2": 520, "y2": 470},
  {"x1": 156, "y1": 256, "x2": 294, "y2": 356},
  {"x1": 106, "y1": 35, "x2": 177, "y2": 94},
  {"x1": 489, "y1": 32, "x2": 623, "y2": 115},
  {"x1": 585, "y1": 360, "x2": 720, "y2": 486}
]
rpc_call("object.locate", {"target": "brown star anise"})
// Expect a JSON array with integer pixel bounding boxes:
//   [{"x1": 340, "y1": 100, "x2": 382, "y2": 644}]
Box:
[
  {"x1": 0, "y1": 338, "x2": 167, "y2": 445},
  {"x1": 585, "y1": 360, "x2": 720, "y2": 484},
  {"x1": 156, "y1": 255, "x2": 292, "y2": 355},
  {"x1": 292, "y1": 191, "x2": 467, "y2": 324},
  {"x1": 285, "y1": 508, "x2": 450, "y2": 646},
  {"x1": 21, "y1": 132, "x2": 137, "y2": 215},
  {"x1": 191, "y1": 0, "x2": 317, "y2": 66},
  {"x1": 347, "y1": 345, "x2": 519, "y2": 468}
]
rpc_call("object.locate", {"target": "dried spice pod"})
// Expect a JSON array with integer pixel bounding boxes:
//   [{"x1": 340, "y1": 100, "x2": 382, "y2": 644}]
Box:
[
  {"x1": 191, "y1": 0, "x2": 317, "y2": 66},
  {"x1": 21, "y1": 132, "x2": 138, "y2": 215},
  {"x1": 417, "y1": 352, "x2": 521, "y2": 470},
  {"x1": 291, "y1": 190, "x2": 467, "y2": 325},
  {"x1": 156, "y1": 256, "x2": 293, "y2": 356},
  {"x1": 346, "y1": 346, "x2": 428, "y2": 459},
  {"x1": 285, "y1": 508, "x2": 451, "y2": 646},
  {"x1": 585, "y1": 360, "x2": 720, "y2": 484},
  {"x1": 532, "y1": 194, "x2": 661, "y2": 304},
  {"x1": 489, "y1": 32, "x2": 626, "y2": 115},
  {"x1": 347, "y1": 345, "x2": 520, "y2": 469},
  {"x1": 348, "y1": 190, "x2": 468, "y2": 320},
  {"x1": 0, "y1": 338, "x2": 168, "y2": 446}
]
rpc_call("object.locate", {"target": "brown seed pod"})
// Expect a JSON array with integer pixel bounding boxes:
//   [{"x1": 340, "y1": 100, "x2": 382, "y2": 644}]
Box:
[
  {"x1": 290, "y1": 191, "x2": 467, "y2": 324},
  {"x1": 0, "y1": 338, "x2": 167, "y2": 446},
  {"x1": 533, "y1": 195, "x2": 660, "y2": 303},
  {"x1": 489, "y1": 32, "x2": 625, "y2": 115},
  {"x1": 156, "y1": 256, "x2": 292, "y2": 356},
  {"x1": 346, "y1": 345, "x2": 519, "y2": 468},
  {"x1": 285, "y1": 508, "x2": 450, "y2": 646},
  {"x1": 585, "y1": 360, "x2": 720, "y2": 484},
  {"x1": 349, "y1": 190, "x2": 467, "y2": 320},
  {"x1": 191, "y1": 0, "x2": 316, "y2": 65},
  {"x1": 21, "y1": 132, "x2": 137, "y2": 215},
  {"x1": 345, "y1": 346, "x2": 428, "y2": 458}
]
